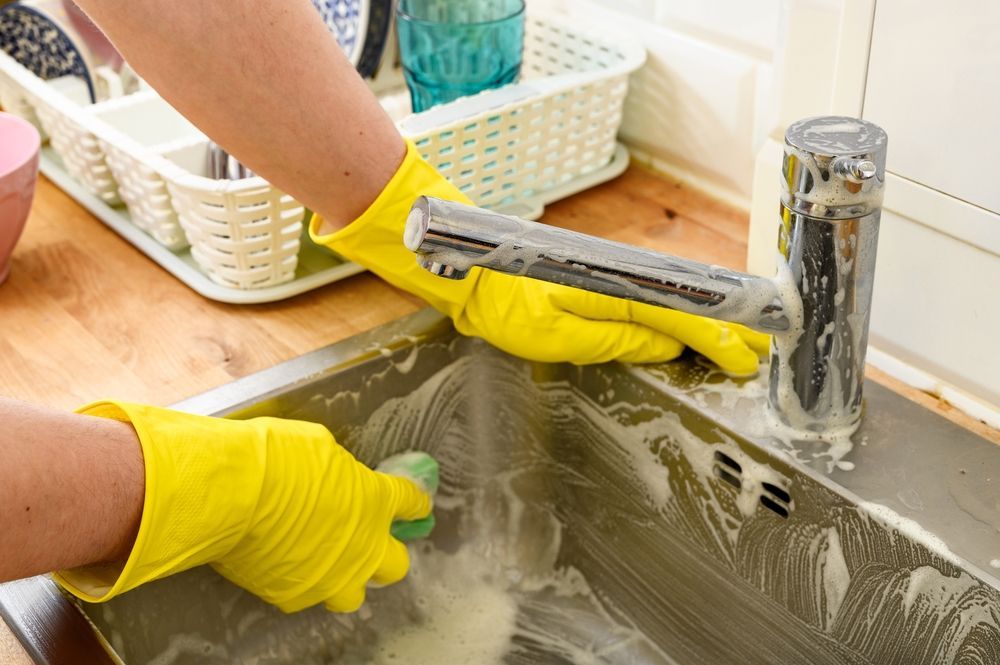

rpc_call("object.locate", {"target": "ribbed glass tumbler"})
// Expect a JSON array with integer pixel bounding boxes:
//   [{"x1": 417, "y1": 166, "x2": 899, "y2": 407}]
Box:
[{"x1": 396, "y1": 0, "x2": 525, "y2": 112}]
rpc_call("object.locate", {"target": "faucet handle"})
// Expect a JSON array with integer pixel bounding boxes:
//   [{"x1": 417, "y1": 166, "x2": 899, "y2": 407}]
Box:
[
  {"x1": 832, "y1": 157, "x2": 877, "y2": 184},
  {"x1": 782, "y1": 116, "x2": 888, "y2": 219}
]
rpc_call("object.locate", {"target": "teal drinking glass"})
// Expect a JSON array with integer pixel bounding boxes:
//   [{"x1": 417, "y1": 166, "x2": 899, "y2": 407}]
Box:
[{"x1": 396, "y1": 0, "x2": 526, "y2": 113}]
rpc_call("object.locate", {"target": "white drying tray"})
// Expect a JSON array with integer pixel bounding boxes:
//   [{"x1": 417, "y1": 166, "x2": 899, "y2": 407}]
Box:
[{"x1": 41, "y1": 143, "x2": 630, "y2": 305}]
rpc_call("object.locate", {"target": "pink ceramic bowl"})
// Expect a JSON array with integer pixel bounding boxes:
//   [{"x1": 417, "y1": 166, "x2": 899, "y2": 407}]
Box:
[{"x1": 0, "y1": 112, "x2": 41, "y2": 285}]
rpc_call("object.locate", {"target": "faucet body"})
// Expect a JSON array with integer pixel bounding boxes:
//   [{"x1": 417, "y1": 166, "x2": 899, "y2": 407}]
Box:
[{"x1": 405, "y1": 117, "x2": 887, "y2": 435}]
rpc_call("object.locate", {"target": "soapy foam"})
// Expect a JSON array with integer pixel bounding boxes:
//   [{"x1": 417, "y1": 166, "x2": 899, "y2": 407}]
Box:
[
  {"x1": 767, "y1": 234, "x2": 873, "y2": 445},
  {"x1": 125, "y1": 346, "x2": 998, "y2": 664},
  {"x1": 634, "y1": 359, "x2": 859, "y2": 474},
  {"x1": 358, "y1": 346, "x2": 997, "y2": 664},
  {"x1": 315, "y1": 355, "x2": 679, "y2": 665},
  {"x1": 786, "y1": 118, "x2": 886, "y2": 210},
  {"x1": 860, "y1": 502, "x2": 962, "y2": 567},
  {"x1": 361, "y1": 547, "x2": 519, "y2": 665},
  {"x1": 147, "y1": 634, "x2": 229, "y2": 665}
]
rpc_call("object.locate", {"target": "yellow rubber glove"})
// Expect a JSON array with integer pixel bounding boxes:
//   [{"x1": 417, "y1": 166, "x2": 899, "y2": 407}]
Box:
[
  {"x1": 54, "y1": 401, "x2": 432, "y2": 613},
  {"x1": 312, "y1": 141, "x2": 769, "y2": 374}
]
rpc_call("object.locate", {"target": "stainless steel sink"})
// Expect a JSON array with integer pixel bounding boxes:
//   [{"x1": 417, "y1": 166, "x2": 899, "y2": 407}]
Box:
[{"x1": 3, "y1": 309, "x2": 998, "y2": 664}]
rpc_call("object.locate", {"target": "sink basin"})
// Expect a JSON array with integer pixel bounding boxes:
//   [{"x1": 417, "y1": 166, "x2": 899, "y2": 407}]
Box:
[{"x1": 3, "y1": 310, "x2": 998, "y2": 664}]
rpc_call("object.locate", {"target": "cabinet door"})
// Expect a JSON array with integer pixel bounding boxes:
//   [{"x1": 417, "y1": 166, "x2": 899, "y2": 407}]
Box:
[{"x1": 863, "y1": 0, "x2": 1000, "y2": 215}]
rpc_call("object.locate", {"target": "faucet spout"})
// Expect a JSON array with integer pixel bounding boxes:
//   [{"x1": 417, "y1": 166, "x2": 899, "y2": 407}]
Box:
[
  {"x1": 405, "y1": 116, "x2": 887, "y2": 436},
  {"x1": 405, "y1": 197, "x2": 790, "y2": 333}
]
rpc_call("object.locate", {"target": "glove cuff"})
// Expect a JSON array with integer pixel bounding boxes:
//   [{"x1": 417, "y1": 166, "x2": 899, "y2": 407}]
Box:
[
  {"x1": 309, "y1": 139, "x2": 480, "y2": 320},
  {"x1": 54, "y1": 402, "x2": 267, "y2": 602}
]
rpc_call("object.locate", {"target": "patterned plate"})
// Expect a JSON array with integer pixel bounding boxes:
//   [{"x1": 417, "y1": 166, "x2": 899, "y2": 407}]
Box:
[
  {"x1": 310, "y1": 0, "x2": 368, "y2": 66},
  {"x1": 0, "y1": 3, "x2": 93, "y2": 101},
  {"x1": 356, "y1": 0, "x2": 390, "y2": 78}
]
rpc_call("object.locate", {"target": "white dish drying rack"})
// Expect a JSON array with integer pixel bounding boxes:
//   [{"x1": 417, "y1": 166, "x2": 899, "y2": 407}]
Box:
[{"x1": 0, "y1": 11, "x2": 645, "y2": 303}]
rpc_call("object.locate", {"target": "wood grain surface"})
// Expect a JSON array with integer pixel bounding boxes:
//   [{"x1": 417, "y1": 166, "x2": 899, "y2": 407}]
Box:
[{"x1": 0, "y1": 163, "x2": 994, "y2": 662}]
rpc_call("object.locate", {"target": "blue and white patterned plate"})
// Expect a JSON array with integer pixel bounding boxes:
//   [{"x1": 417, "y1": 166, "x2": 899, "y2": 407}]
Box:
[
  {"x1": 0, "y1": 2, "x2": 94, "y2": 102},
  {"x1": 310, "y1": 0, "x2": 368, "y2": 66},
  {"x1": 356, "y1": 0, "x2": 390, "y2": 79}
]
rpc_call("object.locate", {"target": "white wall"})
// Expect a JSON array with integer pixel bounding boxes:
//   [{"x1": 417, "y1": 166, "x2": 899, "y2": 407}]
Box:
[
  {"x1": 863, "y1": 1, "x2": 1000, "y2": 215},
  {"x1": 534, "y1": 0, "x2": 781, "y2": 208}
]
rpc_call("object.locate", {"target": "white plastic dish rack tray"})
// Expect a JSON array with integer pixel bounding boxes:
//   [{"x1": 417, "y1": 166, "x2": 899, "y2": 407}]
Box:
[{"x1": 0, "y1": 11, "x2": 644, "y2": 304}]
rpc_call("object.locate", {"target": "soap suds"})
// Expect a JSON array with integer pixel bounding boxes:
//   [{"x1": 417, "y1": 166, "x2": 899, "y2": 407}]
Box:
[
  {"x1": 634, "y1": 359, "x2": 859, "y2": 474},
  {"x1": 316, "y1": 357, "x2": 679, "y2": 665},
  {"x1": 860, "y1": 502, "x2": 961, "y2": 567},
  {"x1": 358, "y1": 547, "x2": 519, "y2": 665},
  {"x1": 103, "y1": 342, "x2": 998, "y2": 665}
]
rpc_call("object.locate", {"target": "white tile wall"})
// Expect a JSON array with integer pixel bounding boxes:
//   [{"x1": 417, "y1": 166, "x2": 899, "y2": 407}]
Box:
[
  {"x1": 533, "y1": 0, "x2": 781, "y2": 208},
  {"x1": 620, "y1": 30, "x2": 759, "y2": 201},
  {"x1": 655, "y1": 0, "x2": 782, "y2": 59},
  {"x1": 596, "y1": 0, "x2": 657, "y2": 19}
]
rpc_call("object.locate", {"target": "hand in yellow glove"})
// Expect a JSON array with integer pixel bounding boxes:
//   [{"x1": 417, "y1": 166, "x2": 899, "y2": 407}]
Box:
[
  {"x1": 54, "y1": 402, "x2": 432, "y2": 613},
  {"x1": 312, "y1": 141, "x2": 769, "y2": 375}
]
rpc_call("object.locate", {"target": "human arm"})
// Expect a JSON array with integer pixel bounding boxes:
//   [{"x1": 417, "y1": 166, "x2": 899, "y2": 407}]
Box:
[{"x1": 0, "y1": 397, "x2": 143, "y2": 582}]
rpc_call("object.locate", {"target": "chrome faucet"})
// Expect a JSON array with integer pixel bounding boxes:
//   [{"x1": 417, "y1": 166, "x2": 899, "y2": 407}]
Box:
[{"x1": 404, "y1": 116, "x2": 887, "y2": 435}]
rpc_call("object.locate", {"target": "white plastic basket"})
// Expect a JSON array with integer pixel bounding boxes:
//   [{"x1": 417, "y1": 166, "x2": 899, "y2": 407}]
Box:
[
  {"x1": 2, "y1": 49, "x2": 314, "y2": 288},
  {"x1": 92, "y1": 91, "x2": 204, "y2": 250},
  {"x1": 0, "y1": 52, "x2": 122, "y2": 204},
  {"x1": 158, "y1": 140, "x2": 305, "y2": 290},
  {"x1": 0, "y1": 60, "x2": 45, "y2": 139},
  {"x1": 99, "y1": 141, "x2": 186, "y2": 249},
  {"x1": 0, "y1": 11, "x2": 644, "y2": 291},
  {"x1": 400, "y1": 14, "x2": 643, "y2": 210}
]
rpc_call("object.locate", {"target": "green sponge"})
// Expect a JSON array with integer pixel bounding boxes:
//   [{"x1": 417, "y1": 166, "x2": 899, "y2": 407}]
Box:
[{"x1": 376, "y1": 451, "x2": 439, "y2": 542}]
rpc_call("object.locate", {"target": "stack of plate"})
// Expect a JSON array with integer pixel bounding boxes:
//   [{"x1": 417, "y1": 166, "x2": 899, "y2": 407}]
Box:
[
  {"x1": 0, "y1": 0, "x2": 100, "y2": 101},
  {"x1": 310, "y1": 0, "x2": 393, "y2": 78}
]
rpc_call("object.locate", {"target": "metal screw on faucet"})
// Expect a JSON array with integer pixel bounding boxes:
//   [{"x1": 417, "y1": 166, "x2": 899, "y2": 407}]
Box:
[{"x1": 832, "y1": 157, "x2": 878, "y2": 184}]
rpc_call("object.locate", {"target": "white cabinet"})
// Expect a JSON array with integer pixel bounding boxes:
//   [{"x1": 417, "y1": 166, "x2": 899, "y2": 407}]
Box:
[{"x1": 863, "y1": 0, "x2": 1000, "y2": 215}]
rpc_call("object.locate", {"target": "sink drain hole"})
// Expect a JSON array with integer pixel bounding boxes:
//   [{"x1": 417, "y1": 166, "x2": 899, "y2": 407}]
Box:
[
  {"x1": 760, "y1": 481, "x2": 793, "y2": 518},
  {"x1": 761, "y1": 482, "x2": 791, "y2": 504},
  {"x1": 712, "y1": 450, "x2": 743, "y2": 489},
  {"x1": 714, "y1": 451, "x2": 742, "y2": 473},
  {"x1": 760, "y1": 495, "x2": 790, "y2": 518},
  {"x1": 714, "y1": 465, "x2": 742, "y2": 489},
  {"x1": 713, "y1": 452, "x2": 744, "y2": 490}
]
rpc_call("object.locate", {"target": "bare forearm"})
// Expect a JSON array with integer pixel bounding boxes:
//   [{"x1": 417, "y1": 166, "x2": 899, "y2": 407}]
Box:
[
  {"x1": 0, "y1": 398, "x2": 144, "y2": 581},
  {"x1": 73, "y1": 0, "x2": 405, "y2": 231}
]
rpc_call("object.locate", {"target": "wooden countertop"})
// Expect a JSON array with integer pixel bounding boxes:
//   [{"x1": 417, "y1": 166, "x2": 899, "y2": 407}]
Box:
[{"x1": 1, "y1": 163, "x2": 994, "y2": 662}]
